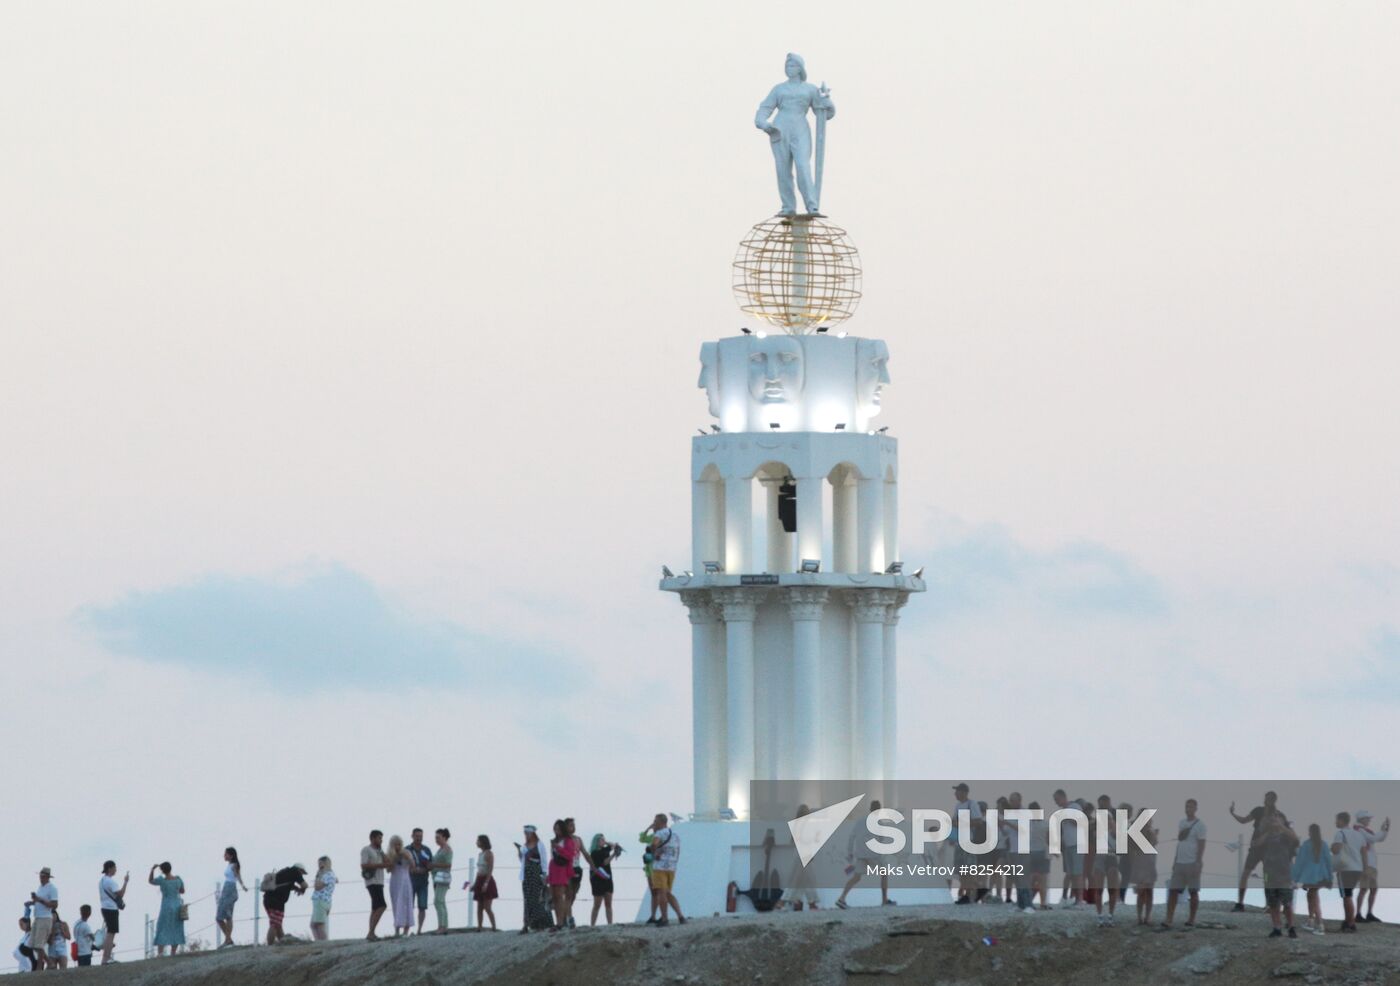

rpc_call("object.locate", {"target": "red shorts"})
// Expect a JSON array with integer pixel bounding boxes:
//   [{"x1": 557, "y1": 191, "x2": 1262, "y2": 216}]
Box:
[{"x1": 267, "y1": 909, "x2": 284, "y2": 930}]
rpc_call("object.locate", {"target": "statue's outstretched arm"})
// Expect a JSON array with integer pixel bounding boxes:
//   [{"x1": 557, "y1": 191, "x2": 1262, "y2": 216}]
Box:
[{"x1": 755, "y1": 86, "x2": 780, "y2": 131}]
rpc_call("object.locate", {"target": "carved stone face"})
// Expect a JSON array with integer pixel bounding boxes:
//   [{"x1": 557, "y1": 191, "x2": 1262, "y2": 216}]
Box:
[
  {"x1": 785, "y1": 55, "x2": 803, "y2": 81},
  {"x1": 698, "y1": 341, "x2": 719, "y2": 417},
  {"x1": 856, "y1": 338, "x2": 891, "y2": 415},
  {"x1": 748, "y1": 335, "x2": 805, "y2": 405}
]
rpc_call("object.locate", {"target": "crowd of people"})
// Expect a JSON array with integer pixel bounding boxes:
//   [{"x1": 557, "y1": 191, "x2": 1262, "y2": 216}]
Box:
[
  {"x1": 12, "y1": 793, "x2": 1390, "y2": 970},
  {"x1": 12, "y1": 813, "x2": 685, "y2": 971},
  {"x1": 829, "y1": 787, "x2": 1389, "y2": 938}
]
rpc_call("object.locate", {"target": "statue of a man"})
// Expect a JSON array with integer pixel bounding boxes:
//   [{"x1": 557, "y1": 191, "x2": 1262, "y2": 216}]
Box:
[{"x1": 755, "y1": 53, "x2": 835, "y2": 217}]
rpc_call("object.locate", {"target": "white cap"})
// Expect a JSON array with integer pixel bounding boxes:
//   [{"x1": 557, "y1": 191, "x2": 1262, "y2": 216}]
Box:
[{"x1": 1356, "y1": 809, "x2": 1373, "y2": 821}]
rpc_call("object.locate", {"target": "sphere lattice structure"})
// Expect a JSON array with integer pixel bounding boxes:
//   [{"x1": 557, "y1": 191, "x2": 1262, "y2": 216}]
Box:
[{"x1": 732, "y1": 216, "x2": 862, "y2": 334}]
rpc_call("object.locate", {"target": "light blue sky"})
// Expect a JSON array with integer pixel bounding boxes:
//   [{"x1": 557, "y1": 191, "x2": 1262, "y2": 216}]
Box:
[{"x1": 2, "y1": 0, "x2": 1398, "y2": 947}]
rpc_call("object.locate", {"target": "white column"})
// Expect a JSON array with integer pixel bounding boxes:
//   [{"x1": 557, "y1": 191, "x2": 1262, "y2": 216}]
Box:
[
  {"x1": 883, "y1": 475, "x2": 898, "y2": 568},
  {"x1": 857, "y1": 475, "x2": 886, "y2": 573},
  {"x1": 724, "y1": 472, "x2": 752, "y2": 574},
  {"x1": 796, "y1": 475, "x2": 823, "y2": 569},
  {"x1": 882, "y1": 594, "x2": 907, "y2": 781},
  {"x1": 682, "y1": 591, "x2": 725, "y2": 818},
  {"x1": 823, "y1": 604, "x2": 853, "y2": 778},
  {"x1": 692, "y1": 477, "x2": 723, "y2": 572},
  {"x1": 716, "y1": 589, "x2": 760, "y2": 816},
  {"x1": 765, "y1": 481, "x2": 790, "y2": 573},
  {"x1": 786, "y1": 587, "x2": 828, "y2": 781},
  {"x1": 832, "y1": 472, "x2": 857, "y2": 572},
  {"x1": 849, "y1": 591, "x2": 894, "y2": 781}
]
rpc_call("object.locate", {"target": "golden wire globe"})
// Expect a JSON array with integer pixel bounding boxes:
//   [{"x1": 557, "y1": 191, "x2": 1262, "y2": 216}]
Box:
[{"x1": 732, "y1": 216, "x2": 862, "y2": 334}]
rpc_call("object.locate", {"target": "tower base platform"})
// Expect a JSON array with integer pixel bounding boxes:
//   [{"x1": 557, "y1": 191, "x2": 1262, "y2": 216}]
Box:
[{"x1": 632, "y1": 819, "x2": 953, "y2": 922}]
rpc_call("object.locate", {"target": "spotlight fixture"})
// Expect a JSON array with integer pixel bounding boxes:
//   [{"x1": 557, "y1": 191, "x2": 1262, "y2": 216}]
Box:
[
  {"x1": 836, "y1": 331, "x2": 848, "y2": 339},
  {"x1": 816, "y1": 326, "x2": 829, "y2": 334},
  {"x1": 740, "y1": 327, "x2": 752, "y2": 335},
  {"x1": 885, "y1": 561, "x2": 903, "y2": 574},
  {"x1": 703, "y1": 561, "x2": 724, "y2": 574},
  {"x1": 867, "y1": 430, "x2": 876, "y2": 436},
  {"x1": 669, "y1": 812, "x2": 683, "y2": 822},
  {"x1": 710, "y1": 425, "x2": 721, "y2": 433},
  {"x1": 769, "y1": 422, "x2": 780, "y2": 429},
  {"x1": 719, "y1": 808, "x2": 738, "y2": 820},
  {"x1": 756, "y1": 330, "x2": 768, "y2": 339},
  {"x1": 662, "y1": 565, "x2": 675, "y2": 578},
  {"x1": 912, "y1": 565, "x2": 925, "y2": 579},
  {"x1": 878, "y1": 426, "x2": 889, "y2": 433},
  {"x1": 800, "y1": 558, "x2": 821, "y2": 573},
  {"x1": 697, "y1": 428, "x2": 707, "y2": 436},
  {"x1": 835, "y1": 423, "x2": 847, "y2": 431}
]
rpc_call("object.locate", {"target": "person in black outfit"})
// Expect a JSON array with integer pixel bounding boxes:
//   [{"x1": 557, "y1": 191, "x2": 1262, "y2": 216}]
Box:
[
  {"x1": 263, "y1": 865, "x2": 308, "y2": 945},
  {"x1": 588, "y1": 835, "x2": 624, "y2": 926}
]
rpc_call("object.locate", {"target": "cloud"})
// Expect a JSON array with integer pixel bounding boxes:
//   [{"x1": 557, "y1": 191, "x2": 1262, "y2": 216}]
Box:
[
  {"x1": 912, "y1": 516, "x2": 1168, "y2": 621},
  {"x1": 77, "y1": 562, "x2": 579, "y2": 693},
  {"x1": 1343, "y1": 627, "x2": 1400, "y2": 705}
]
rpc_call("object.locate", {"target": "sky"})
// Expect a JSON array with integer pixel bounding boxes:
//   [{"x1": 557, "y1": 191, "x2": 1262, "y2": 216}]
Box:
[{"x1": 2, "y1": 0, "x2": 1398, "y2": 950}]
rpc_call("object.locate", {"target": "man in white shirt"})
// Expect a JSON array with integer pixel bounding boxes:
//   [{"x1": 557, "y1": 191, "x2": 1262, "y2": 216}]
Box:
[
  {"x1": 1052, "y1": 789, "x2": 1085, "y2": 907},
  {"x1": 1332, "y1": 810, "x2": 1366, "y2": 932},
  {"x1": 361, "y1": 830, "x2": 388, "y2": 941},
  {"x1": 27, "y1": 869, "x2": 58, "y2": 971},
  {"x1": 1162, "y1": 799, "x2": 1206, "y2": 929},
  {"x1": 98, "y1": 860, "x2": 128, "y2": 965},
  {"x1": 1353, "y1": 810, "x2": 1390, "y2": 924},
  {"x1": 648, "y1": 812, "x2": 686, "y2": 926}
]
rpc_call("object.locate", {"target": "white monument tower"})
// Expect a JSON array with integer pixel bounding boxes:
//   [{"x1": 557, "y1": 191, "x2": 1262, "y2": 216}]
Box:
[{"x1": 649, "y1": 55, "x2": 928, "y2": 918}]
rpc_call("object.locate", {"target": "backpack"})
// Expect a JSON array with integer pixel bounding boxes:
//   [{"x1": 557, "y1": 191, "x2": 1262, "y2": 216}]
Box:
[{"x1": 260, "y1": 871, "x2": 278, "y2": 893}]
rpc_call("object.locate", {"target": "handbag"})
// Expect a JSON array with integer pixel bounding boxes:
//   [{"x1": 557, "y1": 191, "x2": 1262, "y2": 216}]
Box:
[{"x1": 177, "y1": 903, "x2": 189, "y2": 922}]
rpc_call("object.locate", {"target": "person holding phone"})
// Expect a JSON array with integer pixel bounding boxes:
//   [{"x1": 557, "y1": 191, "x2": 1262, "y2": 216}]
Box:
[{"x1": 99, "y1": 861, "x2": 129, "y2": 963}]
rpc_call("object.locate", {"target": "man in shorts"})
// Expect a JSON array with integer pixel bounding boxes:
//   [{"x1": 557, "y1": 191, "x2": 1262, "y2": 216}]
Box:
[
  {"x1": 1353, "y1": 810, "x2": 1389, "y2": 923},
  {"x1": 1229, "y1": 790, "x2": 1287, "y2": 912},
  {"x1": 1162, "y1": 798, "x2": 1206, "y2": 930},
  {"x1": 27, "y1": 868, "x2": 58, "y2": 971},
  {"x1": 1331, "y1": 811, "x2": 1366, "y2": 932},
  {"x1": 361, "y1": 830, "x2": 388, "y2": 940},
  {"x1": 262, "y1": 864, "x2": 308, "y2": 944},
  {"x1": 1026, "y1": 801, "x2": 1052, "y2": 909},
  {"x1": 951, "y1": 784, "x2": 984, "y2": 904},
  {"x1": 648, "y1": 812, "x2": 686, "y2": 926},
  {"x1": 1259, "y1": 814, "x2": 1299, "y2": 938},
  {"x1": 408, "y1": 828, "x2": 433, "y2": 934},
  {"x1": 98, "y1": 860, "x2": 128, "y2": 965},
  {"x1": 1053, "y1": 790, "x2": 1086, "y2": 908}
]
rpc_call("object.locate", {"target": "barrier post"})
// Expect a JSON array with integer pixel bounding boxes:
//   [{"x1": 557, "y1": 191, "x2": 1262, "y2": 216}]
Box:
[{"x1": 466, "y1": 858, "x2": 476, "y2": 929}]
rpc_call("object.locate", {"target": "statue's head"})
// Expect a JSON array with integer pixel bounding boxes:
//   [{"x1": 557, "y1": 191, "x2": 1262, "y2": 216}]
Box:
[
  {"x1": 698, "y1": 341, "x2": 720, "y2": 417},
  {"x1": 785, "y1": 53, "x2": 807, "y2": 82},
  {"x1": 747, "y1": 334, "x2": 805, "y2": 405},
  {"x1": 856, "y1": 339, "x2": 891, "y2": 415}
]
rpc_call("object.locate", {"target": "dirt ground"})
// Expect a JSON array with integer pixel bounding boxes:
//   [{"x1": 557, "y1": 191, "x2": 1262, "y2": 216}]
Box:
[{"x1": 63, "y1": 901, "x2": 1400, "y2": 986}]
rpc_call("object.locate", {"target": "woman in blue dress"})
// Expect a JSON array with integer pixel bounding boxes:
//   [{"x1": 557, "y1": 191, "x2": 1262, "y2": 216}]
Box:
[{"x1": 148, "y1": 862, "x2": 186, "y2": 955}]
